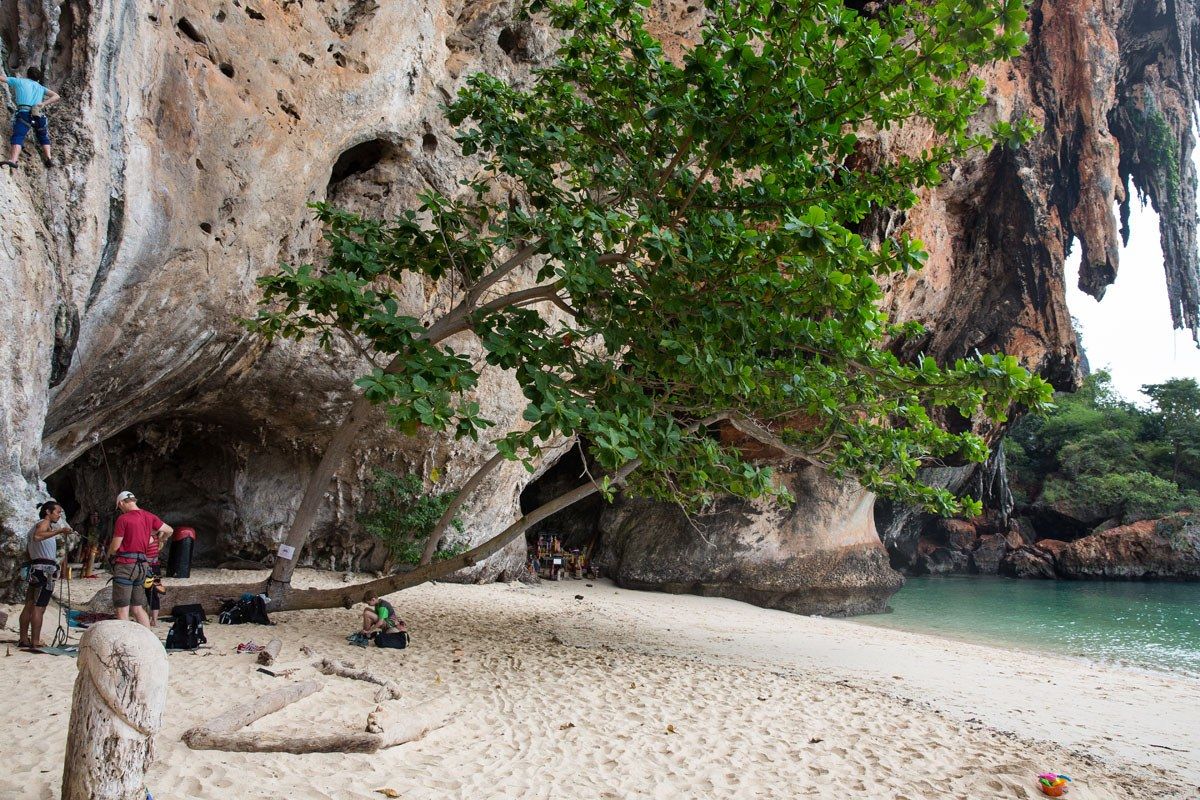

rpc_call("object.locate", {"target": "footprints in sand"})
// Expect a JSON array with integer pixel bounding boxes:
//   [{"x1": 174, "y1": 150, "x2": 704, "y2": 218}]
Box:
[{"x1": 0, "y1": 577, "x2": 1171, "y2": 799}]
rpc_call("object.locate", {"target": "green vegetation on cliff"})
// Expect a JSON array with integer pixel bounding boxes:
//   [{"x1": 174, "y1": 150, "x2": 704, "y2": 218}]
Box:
[
  {"x1": 1006, "y1": 373, "x2": 1200, "y2": 523},
  {"x1": 359, "y1": 469, "x2": 465, "y2": 565}
]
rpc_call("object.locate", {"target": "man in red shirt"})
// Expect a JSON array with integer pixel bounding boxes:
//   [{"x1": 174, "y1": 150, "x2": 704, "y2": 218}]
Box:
[{"x1": 106, "y1": 491, "x2": 172, "y2": 627}]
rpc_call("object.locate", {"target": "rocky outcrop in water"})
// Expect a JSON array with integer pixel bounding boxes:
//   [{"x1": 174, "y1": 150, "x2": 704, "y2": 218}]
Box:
[
  {"x1": 0, "y1": 0, "x2": 1197, "y2": 610},
  {"x1": 1024, "y1": 514, "x2": 1200, "y2": 579},
  {"x1": 597, "y1": 467, "x2": 903, "y2": 617}
]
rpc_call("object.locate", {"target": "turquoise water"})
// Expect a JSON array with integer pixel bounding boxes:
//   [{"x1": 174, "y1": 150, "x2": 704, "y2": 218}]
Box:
[{"x1": 856, "y1": 576, "x2": 1200, "y2": 677}]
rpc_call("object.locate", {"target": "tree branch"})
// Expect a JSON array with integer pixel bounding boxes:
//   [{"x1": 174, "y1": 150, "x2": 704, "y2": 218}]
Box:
[{"x1": 418, "y1": 450, "x2": 508, "y2": 565}]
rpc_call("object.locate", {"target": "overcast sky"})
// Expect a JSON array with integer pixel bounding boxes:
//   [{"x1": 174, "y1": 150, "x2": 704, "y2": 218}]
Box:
[{"x1": 1064, "y1": 150, "x2": 1200, "y2": 404}]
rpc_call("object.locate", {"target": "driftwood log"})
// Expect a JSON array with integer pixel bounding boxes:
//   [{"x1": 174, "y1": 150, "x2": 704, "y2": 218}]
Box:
[
  {"x1": 182, "y1": 674, "x2": 456, "y2": 754},
  {"x1": 63, "y1": 621, "x2": 169, "y2": 800},
  {"x1": 182, "y1": 680, "x2": 322, "y2": 751},
  {"x1": 257, "y1": 638, "x2": 282, "y2": 666},
  {"x1": 367, "y1": 696, "x2": 459, "y2": 748},
  {"x1": 313, "y1": 656, "x2": 404, "y2": 701}
]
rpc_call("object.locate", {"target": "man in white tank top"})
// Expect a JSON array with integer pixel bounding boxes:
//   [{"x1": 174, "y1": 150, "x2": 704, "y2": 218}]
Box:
[{"x1": 19, "y1": 501, "x2": 71, "y2": 648}]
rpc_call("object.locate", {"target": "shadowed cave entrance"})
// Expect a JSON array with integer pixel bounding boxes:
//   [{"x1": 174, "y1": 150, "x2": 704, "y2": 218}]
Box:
[
  {"x1": 45, "y1": 421, "x2": 268, "y2": 568},
  {"x1": 519, "y1": 442, "x2": 604, "y2": 556}
]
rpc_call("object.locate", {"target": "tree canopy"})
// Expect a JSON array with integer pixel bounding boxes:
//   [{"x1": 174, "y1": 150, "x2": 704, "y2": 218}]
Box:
[
  {"x1": 1006, "y1": 373, "x2": 1200, "y2": 524},
  {"x1": 195, "y1": 0, "x2": 1053, "y2": 608}
]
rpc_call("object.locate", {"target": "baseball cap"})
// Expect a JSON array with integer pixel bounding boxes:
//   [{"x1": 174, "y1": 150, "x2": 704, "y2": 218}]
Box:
[{"x1": 115, "y1": 490, "x2": 136, "y2": 508}]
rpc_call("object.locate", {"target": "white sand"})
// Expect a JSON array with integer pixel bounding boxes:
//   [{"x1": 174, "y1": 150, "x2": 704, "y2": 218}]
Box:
[{"x1": 2, "y1": 569, "x2": 1195, "y2": 799}]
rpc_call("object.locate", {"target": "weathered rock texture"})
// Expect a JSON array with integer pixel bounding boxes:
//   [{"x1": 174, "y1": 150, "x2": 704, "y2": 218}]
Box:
[
  {"x1": 1, "y1": 0, "x2": 562, "y2": 589},
  {"x1": 596, "y1": 467, "x2": 904, "y2": 616},
  {"x1": 867, "y1": 0, "x2": 1200, "y2": 580},
  {"x1": 0, "y1": 0, "x2": 1197, "y2": 609},
  {"x1": 1020, "y1": 514, "x2": 1200, "y2": 579}
]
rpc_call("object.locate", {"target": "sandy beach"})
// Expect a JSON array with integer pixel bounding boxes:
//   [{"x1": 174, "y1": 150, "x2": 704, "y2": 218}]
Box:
[{"x1": 2, "y1": 569, "x2": 1196, "y2": 800}]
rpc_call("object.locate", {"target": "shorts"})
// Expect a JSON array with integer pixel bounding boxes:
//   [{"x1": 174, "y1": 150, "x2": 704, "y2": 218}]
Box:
[
  {"x1": 112, "y1": 561, "x2": 148, "y2": 608},
  {"x1": 27, "y1": 568, "x2": 54, "y2": 607},
  {"x1": 11, "y1": 110, "x2": 49, "y2": 147}
]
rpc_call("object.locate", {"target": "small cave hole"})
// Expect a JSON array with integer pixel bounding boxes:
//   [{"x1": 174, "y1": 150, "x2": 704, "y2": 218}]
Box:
[
  {"x1": 421, "y1": 133, "x2": 437, "y2": 154},
  {"x1": 214, "y1": 9, "x2": 227, "y2": 22},
  {"x1": 195, "y1": 158, "x2": 205, "y2": 170},
  {"x1": 329, "y1": 139, "x2": 393, "y2": 186},
  {"x1": 200, "y1": 222, "x2": 213, "y2": 234},
  {"x1": 245, "y1": 6, "x2": 265, "y2": 20},
  {"x1": 299, "y1": 53, "x2": 315, "y2": 65},
  {"x1": 219, "y1": 62, "x2": 235, "y2": 78},
  {"x1": 497, "y1": 27, "x2": 520, "y2": 55},
  {"x1": 176, "y1": 17, "x2": 206, "y2": 44}
]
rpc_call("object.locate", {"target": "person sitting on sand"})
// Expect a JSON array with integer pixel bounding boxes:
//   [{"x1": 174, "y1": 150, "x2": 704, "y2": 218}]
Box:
[
  {"x1": 19, "y1": 501, "x2": 72, "y2": 648},
  {"x1": 361, "y1": 596, "x2": 405, "y2": 637}
]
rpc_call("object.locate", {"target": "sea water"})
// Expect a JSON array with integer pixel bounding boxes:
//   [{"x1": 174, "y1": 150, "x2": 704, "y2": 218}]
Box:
[{"x1": 856, "y1": 575, "x2": 1200, "y2": 677}]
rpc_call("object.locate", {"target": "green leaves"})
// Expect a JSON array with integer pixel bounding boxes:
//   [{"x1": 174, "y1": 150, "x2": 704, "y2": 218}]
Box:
[
  {"x1": 246, "y1": 0, "x2": 1050, "y2": 518},
  {"x1": 1008, "y1": 373, "x2": 1200, "y2": 523},
  {"x1": 357, "y1": 469, "x2": 466, "y2": 565}
]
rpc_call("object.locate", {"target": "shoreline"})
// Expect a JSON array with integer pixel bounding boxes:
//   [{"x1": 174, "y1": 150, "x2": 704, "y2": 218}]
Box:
[
  {"x1": 853, "y1": 574, "x2": 1200, "y2": 680},
  {"x1": 1, "y1": 569, "x2": 1195, "y2": 799},
  {"x1": 535, "y1": 579, "x2": 1199, "y2": 787},
  {"x1": 853, "y1": 612, "x2": 1200, "y2": 684}
]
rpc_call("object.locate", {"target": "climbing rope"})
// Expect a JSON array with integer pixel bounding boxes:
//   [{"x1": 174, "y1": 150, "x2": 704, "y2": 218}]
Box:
[{"x1": 51, "y1": 557, "x2": 72, "y2": 648}]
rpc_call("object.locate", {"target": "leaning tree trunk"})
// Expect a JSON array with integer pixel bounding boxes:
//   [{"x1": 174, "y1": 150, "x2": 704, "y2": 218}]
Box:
[
  {"x1": 264, "y1": 294, "x2": 497, "y2": 600},
  {"x1": 82, "y1": 457, "x2": 640, "y2": 615},
  {"x1": 63, "y1": 621, "x2": 168, "y2": 800}
]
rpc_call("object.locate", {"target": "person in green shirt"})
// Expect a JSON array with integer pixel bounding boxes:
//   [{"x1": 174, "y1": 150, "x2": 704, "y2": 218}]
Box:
[{"x1": 360, "y1": 596, "x2": 405, "y2": 637}]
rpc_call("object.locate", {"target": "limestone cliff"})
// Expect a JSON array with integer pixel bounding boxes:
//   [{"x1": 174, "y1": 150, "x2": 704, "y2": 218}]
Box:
[{"x1": 0, "y1": 0, "x2": 1196, "y2": 612}]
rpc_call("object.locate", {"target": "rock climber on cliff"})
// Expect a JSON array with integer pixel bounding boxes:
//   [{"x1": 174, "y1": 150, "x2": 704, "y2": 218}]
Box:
[{"x1": 3, "y1": 66, "x2": 58, "y2": 171}]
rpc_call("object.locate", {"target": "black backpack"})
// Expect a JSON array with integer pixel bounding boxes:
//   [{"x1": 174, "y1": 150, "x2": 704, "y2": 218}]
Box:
[
  {"x1": 375, "y1": 630, "x2": 410, "y2": 649},
  {"x1": 165, "y1": 604, "x2": 207, "y2": 650},
  {"x1": 218, "y1": 594, "x2": 274, "y2": 625}
]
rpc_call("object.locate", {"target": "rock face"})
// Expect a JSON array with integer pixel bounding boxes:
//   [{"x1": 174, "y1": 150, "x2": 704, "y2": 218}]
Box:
[
  {"x1": 987, "y1": 514, "x2": 1200, "y2": 579},
  {"x1": 597, "y1": 467, "x2": 904, "y2": 616},
  {"x1": 1048, "y1": 515, "x2": 1200, "y2": 579},
  {"x1": 1, "y1": 0, "x2": 559, "y2": 589},
  {"x1": 0, "y1": 0, "x2": 1197, "y2": 608},
  {"x1": 871, "y1": 0, "x2": 1200, "y2": 579},
  {"x1": 999, "y1": 546, "x2": 1058, "y2": 579}
]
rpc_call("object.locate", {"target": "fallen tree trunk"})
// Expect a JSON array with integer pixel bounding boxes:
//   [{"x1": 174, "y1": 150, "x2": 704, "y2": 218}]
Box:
[
  {"x1": 257, "y1": 638, "x2": 283, "y2": 666},
  {"x1": 86, "y1": 579, "x2": 266, "y2": 615},
  {"x1": 63, "y1": 621, "x2": 168, "y2": 800},
  {"x1": 186, "y1": 728, "x2": 382, "y2": 754},
  {"x1": 182, "y1": 680, "x2": 322, "y2": 750}
]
